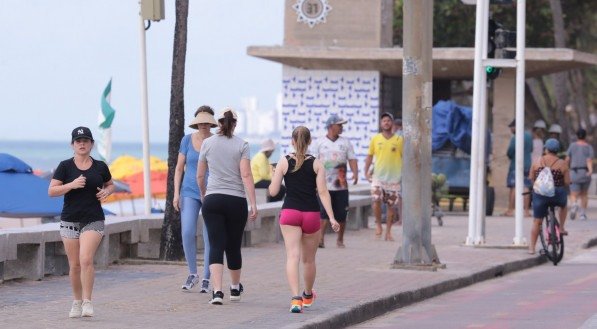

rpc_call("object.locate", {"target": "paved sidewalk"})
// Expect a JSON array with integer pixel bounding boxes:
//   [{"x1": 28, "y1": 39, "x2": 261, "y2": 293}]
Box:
[{"x1": 1, "y1": 201, "x2": 596, "y2": 329}]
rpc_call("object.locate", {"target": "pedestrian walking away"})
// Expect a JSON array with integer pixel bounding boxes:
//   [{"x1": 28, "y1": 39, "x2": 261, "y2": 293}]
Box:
[
  {"x1": 197, "y1": 108, "x2": 258, "y2": 305},
  {"x1": 310, "y1": 113, "x2": 358, "y2": 248},
  {"x1": 528, "y1": 138, "x2": 570, "y2": 254},
  {"x1": 566, "y1": 128, "x2": 594, "y2": 221},
  {"x1": 173, "y1": 105, "x2": 217, "y2": 293},
  {"x1": 48, "y1": 126, "x2": 115, "y2": 318},
  {"x1": 269, "y1": 125, "x2": 340, "y2": 313},
  {"x1": 364, "y1": 112, "x2": 404, "y2": 241},
  {"x1": 503, "y1": 119, "x2": 533, "y2": 217}
]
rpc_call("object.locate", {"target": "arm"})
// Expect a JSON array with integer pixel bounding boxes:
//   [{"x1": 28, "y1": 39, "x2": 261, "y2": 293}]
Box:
[
  {"x1": 240, "y1": 158, "x2": 258, "y2": 220},
  {"x1": 315, "y1": 159, "x2": 340, "y2": 232},
  {"x1": 197, "y1": 160, "x2": 208, "y2": 201},
  {"x1": 269, "y1": 155, "x2": 288, "y2": 197},
  {"x1": 349, "y1": 159, "x2": 359, "y2": 185},
  {"x1": 48, "y1": 175, "x2": 86, "y2": 197},
  {"x1": 173, "y1": 153, "x2": 186, "y2": 212},
  {"x1": 364, "y1": 155, "x2": 373, "y2": 182}
]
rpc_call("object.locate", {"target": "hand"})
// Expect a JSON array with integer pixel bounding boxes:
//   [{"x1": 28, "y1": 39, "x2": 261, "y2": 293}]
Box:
[
  {"x1": 96, "y1": 187, "x2": 111, "y2": 201},
  {"x1": 70, "y1": 174, "x2": 86, "y2": 189},
  {"x1": 330, "y1": 219, "x2": 340, "y2": 232},
  {"x1": 248, "y1": 205, "x2": 258, "y2": 221},
  {"x1": 173, "y1": 194, "x2": 180, "y2": 212}
]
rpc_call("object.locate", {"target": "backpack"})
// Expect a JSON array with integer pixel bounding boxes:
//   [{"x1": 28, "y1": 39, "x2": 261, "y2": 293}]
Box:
[{"x1": 533, "y1": 158, "x2": 558, "y2": 197}]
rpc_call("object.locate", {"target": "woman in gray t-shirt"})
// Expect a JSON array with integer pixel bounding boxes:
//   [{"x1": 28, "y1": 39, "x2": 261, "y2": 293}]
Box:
[
  {"x1": 566, "y1": 128, "x2": 594, "y2": 220},
  {"x1": 197, "y1": 108, "x2": 257, "y2": 305}
]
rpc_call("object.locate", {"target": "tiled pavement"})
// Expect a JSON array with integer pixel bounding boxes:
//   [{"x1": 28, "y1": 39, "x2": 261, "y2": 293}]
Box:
[{"x1": 1, "y1": 201, "x2": 596, "y2": 329}]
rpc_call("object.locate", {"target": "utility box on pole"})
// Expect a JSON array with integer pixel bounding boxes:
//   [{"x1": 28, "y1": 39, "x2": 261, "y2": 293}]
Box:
[{"x1": 141, "y1": 0, "x2": 165, "y2": 21}]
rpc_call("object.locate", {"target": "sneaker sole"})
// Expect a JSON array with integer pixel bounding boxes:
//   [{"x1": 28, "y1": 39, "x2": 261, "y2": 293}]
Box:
[
  {"x1": 81, "y1": 312, "x2": 93, "y2": 317},
  {"x1": 230, "y1": 295, "x2": 241, "y2": 301},
  {"x1": 210, "y1": 297, "x2": 223, "y2": 305},
  {"x1": 69, "y1": 313, "x2": 81, "y2": 318}
]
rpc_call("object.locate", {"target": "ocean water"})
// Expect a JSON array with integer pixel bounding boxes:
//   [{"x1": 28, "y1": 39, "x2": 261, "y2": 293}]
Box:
[{"x1": 0, "y1": 139, "x2": 278, "y2": 172}]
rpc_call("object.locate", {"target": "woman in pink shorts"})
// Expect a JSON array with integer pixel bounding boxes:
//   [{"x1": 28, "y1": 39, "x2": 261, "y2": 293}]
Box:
[{"x1": 269, "y1": 126, "x2": 339, "y2": 313}]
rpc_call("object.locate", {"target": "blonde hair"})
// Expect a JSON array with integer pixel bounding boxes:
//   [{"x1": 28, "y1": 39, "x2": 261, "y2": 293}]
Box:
[{"x1": 291, "y1": 126, "x2": 311, "y2": 172}]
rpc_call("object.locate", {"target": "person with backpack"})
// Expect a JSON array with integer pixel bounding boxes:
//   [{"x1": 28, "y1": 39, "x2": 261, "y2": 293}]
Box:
[{"x1": 527, "y1": 138, "x2": 570, "y2": 255}]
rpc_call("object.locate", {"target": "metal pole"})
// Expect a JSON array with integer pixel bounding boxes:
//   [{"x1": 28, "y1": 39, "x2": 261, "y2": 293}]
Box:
[
  {"x1": 394, "y1": 0, "x2": 437, "y2": 266},
  {"x1": 513, "y1": 0, "x2": 527, "y2": 245},
  {"x1": 474, "y1": 0, "x2": 490, "y2": 244},
  {"x1": 139, "y1": 12, "x2": 152, "y2": 216},
  {"x1": 466, "y1": 0, "x2": 487, "y2": 245}
]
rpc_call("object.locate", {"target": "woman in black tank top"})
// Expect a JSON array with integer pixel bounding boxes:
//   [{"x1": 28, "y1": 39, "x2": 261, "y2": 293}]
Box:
[{"x1": 269, "y1": 126, "x2": 340, "y2": 313}]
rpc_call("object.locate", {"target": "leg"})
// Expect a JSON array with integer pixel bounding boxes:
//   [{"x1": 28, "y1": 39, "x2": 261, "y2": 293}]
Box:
[
  {"x1": 301, "y1": 231, "x2": 320, "y2": 295},
  {"x1": 79, "y1": 230, "x2": 103, "y2": 300},
  {"x1": 223, "y1": 196, "x2": 248, "y2": 286},
  {"x1": 524, "y1": 188, "x2": 532, "y2": 217},
  {"x1": 372, "y1": 198, "x2": 382, "y2": 237},
  {"x1": 180, "y1": 197, "x2": 199, "y2": 275},
  {"x1": 336, "y1": 222, "x2": 346, "y2": 247},
  {"x1": 62, "y1": 238, "x2": 82, "y2": 300},
  {"x1": 580, "y1": 189, "x2": 589, "y2": 216},
  {"x1": 281, "y1": 225, "x2": 303, "y2": 297},
  {"x1": 504, "y1": 187, "x2": 515, "y2": 216},
  {"x1": 529, "y1": 218, "x2": 541, "y2": 254},
  {"x1": 385, "y1": 204, "x2": 395, "y2": 241},
  {"x1": 203, "y1": 195, "x2": 228, "y2": 293},
  {"x1": 559, "y1": 206, "x2": 568, "y2": 233},
  {"x1": 202, "y1": 220, "x2": 211, "y2": 280}
]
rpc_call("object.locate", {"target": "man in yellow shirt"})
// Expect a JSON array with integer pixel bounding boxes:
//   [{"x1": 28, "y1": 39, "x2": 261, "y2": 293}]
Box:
[
  {"x1": 251, "y1": 139, "x2": 285, "y2": 202},
  {"x1": 364, "y1": 112, "x2": 404, "y2": 241}
]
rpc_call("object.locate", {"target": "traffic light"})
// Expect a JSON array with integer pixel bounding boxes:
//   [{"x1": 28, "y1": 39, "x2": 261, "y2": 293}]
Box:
[{"x1": 486, "y1": 66, "x2": 501, "y2": 80}]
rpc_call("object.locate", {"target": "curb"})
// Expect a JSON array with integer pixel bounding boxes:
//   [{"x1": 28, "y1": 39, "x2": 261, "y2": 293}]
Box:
[{"x1": 290, "y1": 253, "x2": 548, "y2": 328}]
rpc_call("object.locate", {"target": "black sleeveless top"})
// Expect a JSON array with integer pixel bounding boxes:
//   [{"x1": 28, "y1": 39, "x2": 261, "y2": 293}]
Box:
[{"x1": 282, "y1": 154, "x2": 320, "y2": 212}]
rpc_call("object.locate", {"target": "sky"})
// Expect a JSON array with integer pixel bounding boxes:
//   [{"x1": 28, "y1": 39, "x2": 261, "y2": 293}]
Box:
[{"x1": 0, "y1": 0, "x2": 284, "y2": 143}]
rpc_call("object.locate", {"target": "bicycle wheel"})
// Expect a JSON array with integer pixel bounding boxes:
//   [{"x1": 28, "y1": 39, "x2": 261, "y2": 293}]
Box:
[
  {"x1": 538, "y1": 214, "x2": 551, "y2": 261},
  {"x1": 548, "y1": 211, "x2": 564, "y2": 265},
  {"x1": 552, "y1": 219, "x2": 565, "y2": 264}
]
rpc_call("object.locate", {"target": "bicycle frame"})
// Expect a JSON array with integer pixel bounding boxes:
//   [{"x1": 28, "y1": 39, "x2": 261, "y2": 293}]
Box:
[{"x1": 538, "y1": 205, "x2": 565, "y2": 265}]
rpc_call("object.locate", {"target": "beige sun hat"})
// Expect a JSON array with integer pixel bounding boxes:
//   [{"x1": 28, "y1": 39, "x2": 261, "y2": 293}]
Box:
[{"x1": 189, "y1": 111, "x2": 217, "y2": 129}]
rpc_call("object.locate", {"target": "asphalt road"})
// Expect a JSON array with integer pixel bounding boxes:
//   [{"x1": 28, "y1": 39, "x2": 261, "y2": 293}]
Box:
[{"x1": 354, "y1": 247, "x2": 597, "y2": 329}]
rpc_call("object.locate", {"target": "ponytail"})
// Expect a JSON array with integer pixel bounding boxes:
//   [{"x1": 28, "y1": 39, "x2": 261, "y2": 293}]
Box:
[
  {"x1": 291, "y1": 126, "x2": 311, "y2": 172},
  {"x1": 218, "y1": 110, "x2": 237, "y2": 138}
]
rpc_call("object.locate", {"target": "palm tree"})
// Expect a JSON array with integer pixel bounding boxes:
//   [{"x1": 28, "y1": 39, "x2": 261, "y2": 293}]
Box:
[{"x1": 160, "y1": 0, "x2": 188, "y2": 260}]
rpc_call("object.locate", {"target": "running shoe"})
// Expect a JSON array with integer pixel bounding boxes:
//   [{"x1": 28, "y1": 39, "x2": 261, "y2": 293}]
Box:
[
  {"x1": 69, "y1": 300, "x2": 82, "y2": 318},
  {"x1": 200, "y1": 279, "x2": 210, "y2": 293},
  {"x1": 290, "y1": 296, "x2": 303, "y2": 313},
  {"x1": 210, "y1": 291, "x2": 224, "y2": 305},
  {"x1": 181, "y1": 274, "x2": 200, "y2": 291},
  {"x1": 230, "y1": 283, "x2": 244, "y2": 301},
  {"x1": 302, "y1": 290, "x2": 316, "y2": 308},
  {"x1": 570, "y1": 204, "x2": 579, "y2": 220},
  {"x1": 580, "y1": 214, "x2": 588, "y2": 221},
  {"x1": 81, "y1": 300, "x2": 94, "y2": 317}
]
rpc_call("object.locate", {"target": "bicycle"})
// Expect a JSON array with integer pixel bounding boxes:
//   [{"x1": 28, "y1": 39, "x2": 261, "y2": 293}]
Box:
[{"x1": 538, "y1": 204, "x2": 564, "y2": 265}]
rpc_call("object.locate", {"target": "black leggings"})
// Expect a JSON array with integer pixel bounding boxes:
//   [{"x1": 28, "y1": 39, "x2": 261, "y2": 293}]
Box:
[{"x1": 202, "y1": 194, "x2": 248, "y2": 270}]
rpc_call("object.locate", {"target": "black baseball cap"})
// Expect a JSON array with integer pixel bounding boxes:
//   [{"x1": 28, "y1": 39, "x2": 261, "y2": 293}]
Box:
[
  {"x1": 71, "y1": 126, "x2": 94, "y2": 142},
  {"x1": 381, "y1": 112, "x2": 394, "y2": 120}
]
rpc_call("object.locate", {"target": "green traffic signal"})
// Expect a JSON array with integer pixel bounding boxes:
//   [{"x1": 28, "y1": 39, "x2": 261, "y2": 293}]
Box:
[{"x1": 486, "y1": 66, "x2": 501, "y2": 80}]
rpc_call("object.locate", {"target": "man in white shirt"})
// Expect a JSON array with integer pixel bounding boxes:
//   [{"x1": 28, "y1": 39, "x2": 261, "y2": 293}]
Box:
[{"x1": 311, "y1": 114, "x2": 358, "y2": 248}]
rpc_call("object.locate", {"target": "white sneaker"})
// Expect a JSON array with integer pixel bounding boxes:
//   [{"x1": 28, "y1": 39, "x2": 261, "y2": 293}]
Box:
[
  {"x1": 181, "y1": 274, "x2": 200, "y2": 291},
  {"x1": 580, "y1": 214, "x2": 588, "y2": 221},
  {"x1": 81, "y1": 300, "x2": 94, "y2": 317},
  {"x1": 69, "y1": 300, "x2": 82, "y2": 318}
]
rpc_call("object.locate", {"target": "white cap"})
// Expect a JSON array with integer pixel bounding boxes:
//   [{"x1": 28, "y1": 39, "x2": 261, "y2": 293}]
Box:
[
  {"x1": 533, "y1": 120, "x2": 547, "y2": 129},
  {"x1": 548, "y1": 124, "x2": 562, "y2": 134}
]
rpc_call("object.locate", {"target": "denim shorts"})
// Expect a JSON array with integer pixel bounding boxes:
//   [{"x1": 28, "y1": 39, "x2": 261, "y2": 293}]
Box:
[
  {"x1": 532, "y1": 187, "x2": 568, "y2": 219},
  {"x1": 60, "y1": 221, "x2": 105, "y2": 239}
]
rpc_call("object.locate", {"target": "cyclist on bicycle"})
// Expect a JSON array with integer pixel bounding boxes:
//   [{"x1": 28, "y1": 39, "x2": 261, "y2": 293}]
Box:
[{"x1": 528, "y1": 138, "x2": 571, "y2": 255}]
